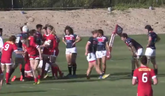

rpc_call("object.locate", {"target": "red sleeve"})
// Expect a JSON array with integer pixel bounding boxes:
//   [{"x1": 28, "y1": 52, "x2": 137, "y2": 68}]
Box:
[
  {"x1": 133, "y1": 69, "x2": 138, "y2": 79},
  {"x1": 151, "y1": 69, "x2": 156, "y2": 79},
  {"x1": 54, "y1": 36, "x2": 57, "y2": 49},
  {"x1": 29, "y1": 36, "x2": 39, "y2": 48},
  {"x1": 13, "y1": 43, "x2": 18, "y2": 52}
]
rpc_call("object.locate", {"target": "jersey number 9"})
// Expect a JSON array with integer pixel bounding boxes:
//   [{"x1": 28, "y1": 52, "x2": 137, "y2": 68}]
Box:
[{"x1": 4, "y1": 44, "x2": 10, "y2": 51}]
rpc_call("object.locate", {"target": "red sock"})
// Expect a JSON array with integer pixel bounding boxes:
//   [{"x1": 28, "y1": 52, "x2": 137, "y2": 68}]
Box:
[
  {"x1": 6, "y1": 73, "x2": 9, "y2": 83},
  {"x1": 55, "y1": 66, "x2": 63, "y2": 75},
  {"x1": 34, "y1": 78, "x2": 38, "y2": 83},
  {"x1": 51, "y1": 67, "x2": 54, "y2": 77},
  {"x1": 53, "y1": 66, "x2": 58, "y2": 77},
  {"x1": 19, "y1": 64, "x2": 22, "y2": 72},
  {"x1": 38, "y1": 75, "x2": 41, "y2": 79}
]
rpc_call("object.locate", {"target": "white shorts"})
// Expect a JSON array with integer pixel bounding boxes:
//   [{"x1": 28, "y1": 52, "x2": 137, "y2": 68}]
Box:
[
  {"x1": 136, "y1": 48, "x2": 143, "y2": 58},
  {"x1": 13, "y1": 48, "x2": 23, "y2": 58},
  {"x1": 1, "y1": 63, "x2": 12, "y2": 66},
  {"x1": 96, "y1": 50, "x2": 107, "y2": 59},
  {"x1": 145, "y1": 48, "x2": 156, "y2": 57},
  {"x1": 86, "y1": 53, "x2": 96, "y2": 62},
  {"x1": 65, "y1": 47, "x2": 77, "y2": 54}
]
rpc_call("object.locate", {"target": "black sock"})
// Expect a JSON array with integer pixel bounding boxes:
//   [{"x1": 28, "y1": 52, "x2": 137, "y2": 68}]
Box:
[
  {"x1": 9, "y1": 68, "x2": 15, "y2": 78},
  {"x1": 154, "y1": 69, "x2": 158, "y2": 75},
  {"x1": 72, "y1": 64, "x2": 77, "y2": 75},
  {"x1": 68, "y1": 65, "x2": 72, "y2": 75},
  {"x1": 132, "y1": 70, "x2": 134, "y2": 76},
  {"x1": 21, "y1": 68, "x2": 25, "y2": 79}
]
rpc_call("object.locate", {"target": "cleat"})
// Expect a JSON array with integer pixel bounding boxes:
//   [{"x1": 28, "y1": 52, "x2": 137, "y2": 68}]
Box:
[
  {"x1": 11, "y1": 76, "x2": 16, "y2": 82},
  {"x1": 60, "y1": 73, "x2": 64, "y2": 78},
  {"x1": 66, "y1": 74, "x2": 72, "y2": 78},
  {"x1": 86, "y1": 76, "x2": 90, "y2": 80},
  {"x1": 98, "y1": 74, "x2": 110, "y2": 79},
  {"x1": 6, "y1": 83, "x2": 11, "y2": 85},
  {"x1": 44, "y1": 74, "x2": 48, "y2": 79},
  {"x1": 20, "y1": 75, "x2": 23, "y2": 81},
  {"x1": 37, "y1": 79, "x2": 40, "y2": 84},
  {"x1": 72, "y1": 75, "x2": 77, "y2": 78},
  {"x1": 33, "y1": 83, "x2": 37, "y2": 85}
]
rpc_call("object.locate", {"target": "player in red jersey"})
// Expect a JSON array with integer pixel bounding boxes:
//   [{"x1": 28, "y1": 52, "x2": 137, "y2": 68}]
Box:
[
  {"x1": 23, "y1": 30, "x2": 42, "y2": 84},
  {"x1": 132, "y1": 56, "x2": 158, "y2": 96},
  {"x1": 42, "y1": 25, "x2": 63, "y2": 79},
  {"x1": 0, "y1": 67, "x2": 3, "y2": 90},
  {"x1": 1, "y1": 35, "x2": 24, "y2": 84}
]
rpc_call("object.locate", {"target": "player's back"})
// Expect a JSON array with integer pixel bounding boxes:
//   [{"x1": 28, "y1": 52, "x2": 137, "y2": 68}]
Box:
[
  {"x1": 2, "y1": 41, "x2": 16, "y2": 61},
  {"x1": 135, "y1": 66, "x2": 155, "y2": 91}
]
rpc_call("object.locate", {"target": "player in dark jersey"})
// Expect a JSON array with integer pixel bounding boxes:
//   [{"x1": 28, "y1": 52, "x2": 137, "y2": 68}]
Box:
[
  {"x1": 144, "y1": 25, "x2": 160, "y2": 75},
  {"x1": 10, "y1": 26, "x2": 29, "y2": 81},
  {"x1": 121, "y1": 33, "x2": 143, "y2": 76},
  {"x1": 95, "y1": 29, "x2": 110, "y2": 74},
  {"x1": 85, "y1": 30, "x2": 110, "y2": 79},
  {"x1": 35, "y1": 24, "x2": 43, "y2": 45},
  {"x1": 62, "y1": 26, "x2": 81, "y2": 77},
  {"x1": 132, "y1": 55, "x2": 158, "y2": 96}
]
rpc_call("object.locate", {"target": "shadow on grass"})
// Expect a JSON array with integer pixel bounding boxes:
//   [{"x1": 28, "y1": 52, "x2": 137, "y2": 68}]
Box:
[
  {"x1": 42, "y1": 79, "x2": 101, "y2": 84},
  {"x1": 0, "y1": 90, "x2": 46, "y2": 94}
]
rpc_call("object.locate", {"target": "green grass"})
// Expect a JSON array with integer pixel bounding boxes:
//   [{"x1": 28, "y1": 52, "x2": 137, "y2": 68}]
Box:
[{"x1": 1, "y1": 34, "x2": 165, "y2": 96}]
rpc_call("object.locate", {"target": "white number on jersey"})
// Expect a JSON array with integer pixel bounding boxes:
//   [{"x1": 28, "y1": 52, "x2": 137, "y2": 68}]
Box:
[
  {"x1": 4, "y1": 44, "x2": 10, "y2": 51},
  {"x1": 142, "y1": 73, "x2": 148, "y2": 83}
]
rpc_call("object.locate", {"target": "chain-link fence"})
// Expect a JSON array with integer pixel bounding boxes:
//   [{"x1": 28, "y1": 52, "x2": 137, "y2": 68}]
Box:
[{"x1": 0, "y1": 0, "x2": 164, "y2": 10}]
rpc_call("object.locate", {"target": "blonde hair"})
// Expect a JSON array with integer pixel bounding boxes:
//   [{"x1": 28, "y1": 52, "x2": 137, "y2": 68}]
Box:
[{"x1": 47, "y1": 25, "x2": 56, "y2": 35}]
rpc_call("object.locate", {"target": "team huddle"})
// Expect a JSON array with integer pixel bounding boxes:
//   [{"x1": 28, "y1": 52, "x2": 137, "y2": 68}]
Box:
[{"x1": 0, "y1": 24, "x2": 160, "y2": 96}]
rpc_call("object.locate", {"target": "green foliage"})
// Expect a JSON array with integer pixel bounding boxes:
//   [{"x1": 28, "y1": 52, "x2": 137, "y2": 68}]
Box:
[{"x1": 0, "y1": 0, "x2": 165, "y2": 9}]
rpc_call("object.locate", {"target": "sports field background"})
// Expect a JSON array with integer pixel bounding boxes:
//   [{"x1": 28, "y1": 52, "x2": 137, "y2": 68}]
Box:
[{"x1": 1, "y1": 34, "x2": 165, "y2": 96}]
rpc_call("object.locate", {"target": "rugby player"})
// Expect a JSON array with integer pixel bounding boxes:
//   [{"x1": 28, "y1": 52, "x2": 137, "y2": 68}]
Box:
[
  {"x1": 121, "y1": 33, "x2": 143, "y2": 76},
  {"x1": 95, "y1": 29, "x2": 110, "y2": 74},
  {"x1": 62, "y1": 26, "x2": 81, "y2": 77},
  {"x1": 42, "y1": 25, "x2": 63, "y2": 79},
  {"x1": 0, "y1": 67, "x2": 3, "y2": 90},
  {"x1": 35, "y1": 24, "x2": 43, "y2": 45},
  {"x1": 144, "y1": 25, "x2": 160, "y2": 75},
  {"x1": 85, "y1": 30, "x2": 110, "y2": 79},
  {"x1": 10, "y1": 26, "x2": 28, "y2": 82},
  {"x1": 0, "y1": 28, "x2": 3, "y2": 62},
  {"x1": 23, "y1": 30, "x2": 42, "y2": 84},
  {"x1": 132, "y1": 55, "x2": 158, "y2": 96},
  {"x1": 1, "y1": 35, "x2": 24, "y2": 84}
]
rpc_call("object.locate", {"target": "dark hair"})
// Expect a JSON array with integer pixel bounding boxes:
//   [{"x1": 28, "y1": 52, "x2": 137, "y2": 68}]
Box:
[
  {"x1": 9, "y1": 35, "x2": 16, "y2": 42},
  {"x1": 28, "y1": 29, "x2": 36, "y2": 36},
  {"x1": 91, "y1": 30, "x2": 98, "y2": 34},
  {"x1": 0, "y1": 28, "x2": 3, "y2": 32},
  {"x1": 97, "y1": 29, "x2": 104, "y2": 36},
  {"x1": 36, "y1": 24, "x2": 43, "y2": 29},
  {"x1": 140, "y1": 56, "x2": 147, "y2": 65},
  {"x1": 47, "y1": 25, "x2": 54, "y2": 31},
  {"x1": 121, "y1": 33, "x2": 128, "y2": 38},
  {"x1": 64, "y1": 26, "x2": 74, "y2": 34},
  {"x1": 43, "y1": 24, "x2": 49, "y2": 30},
  {"x1": 145, "y1": 25, "x2": 153, "y2": 31}
]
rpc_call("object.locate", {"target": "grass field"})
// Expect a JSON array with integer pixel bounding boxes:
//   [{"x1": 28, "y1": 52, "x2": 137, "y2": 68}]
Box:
[{"x1": 1, "y1": 34, "x2": 165, "y2": 96}]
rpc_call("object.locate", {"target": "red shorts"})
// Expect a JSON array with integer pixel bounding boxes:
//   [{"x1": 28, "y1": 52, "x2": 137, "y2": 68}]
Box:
[
  {"x1": 137, "y1": 90, "x2": 153, "y2": 96},
  {"x1": 29, "y1": 55, "x2": 39, "y2": 60},
  {"x1": 25, "y1": 63, "x2": 31, "y2": 73},
  {"x1": 1, "y1": 58, "x2": 12, "y2": 65}
]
